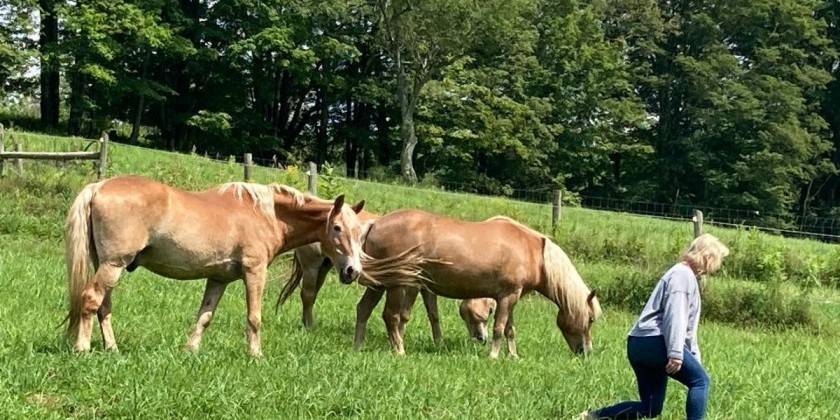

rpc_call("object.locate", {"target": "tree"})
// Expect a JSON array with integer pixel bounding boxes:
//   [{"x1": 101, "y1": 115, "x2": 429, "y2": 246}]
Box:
[
  {"x1": 373, "y1": 0, "x2": 517, "y2": 183},
  {"x1": 534, "y1": 0, "x2": 650, "y2": 195},
  {"x1": 38, "y1": 0, "x2": 60, "y2": 128}
]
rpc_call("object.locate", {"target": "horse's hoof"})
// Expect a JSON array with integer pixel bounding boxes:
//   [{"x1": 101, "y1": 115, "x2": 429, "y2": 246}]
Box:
[
  {"x1": 182, "y1": 343, "x2": 200, "y2": 353},
  {"x1": 72, "y1": 344, "x2": 91, "y2": 352}
]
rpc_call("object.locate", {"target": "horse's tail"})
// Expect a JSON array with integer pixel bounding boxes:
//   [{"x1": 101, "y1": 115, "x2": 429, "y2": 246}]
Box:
[
  {"x1": 359, "y1": 245, "x2": 442, "y2": 289},
  {"x1": 275, "y1": 251, "x2": 305, "y2": 312},
  {"x1": 64, "y1": 181, "x2": 103, "y2": 338}
]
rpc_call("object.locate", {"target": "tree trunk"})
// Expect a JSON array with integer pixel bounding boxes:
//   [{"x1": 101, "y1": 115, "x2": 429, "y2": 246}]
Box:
[
  {"x1": 315, "y1": 87, "x2": 329, "y2": 165},
  {"x1": 129, "y1": 93, "x2": 145, "y2": 144},
  {"x1": 376, "y1": 104, "x2": 391, "y2": 166},
  {"x1": 38, "y1": 0, "x2": 60, "y2": 129},
  {"x1": 129, "y1": 52, "x2": 150, "y2": 144},
  {"x1": 344, "y1": 97, "x2": 356, "y2": 177},
  {"x1": 397, "y1": 54, "x2": 418, "y2": 183},
  {"x1": 67, "y1": 71, "x2": 85, "y2": 136}
]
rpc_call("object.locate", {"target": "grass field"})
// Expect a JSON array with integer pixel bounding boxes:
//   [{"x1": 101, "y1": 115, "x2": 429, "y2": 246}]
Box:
[{"x1": 1, "y1": 131, "x2": 839, "y2": 419}]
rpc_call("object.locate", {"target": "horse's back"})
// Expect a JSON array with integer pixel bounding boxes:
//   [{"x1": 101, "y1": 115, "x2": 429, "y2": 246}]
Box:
[{"x1": 365, "y1": 209, "x2": 545, "y2": 298}]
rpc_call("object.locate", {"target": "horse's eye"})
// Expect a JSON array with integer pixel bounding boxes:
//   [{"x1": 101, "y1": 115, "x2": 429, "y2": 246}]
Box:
[{"x1": 333, "y1": 225, "x2": 342, "y2": 233}]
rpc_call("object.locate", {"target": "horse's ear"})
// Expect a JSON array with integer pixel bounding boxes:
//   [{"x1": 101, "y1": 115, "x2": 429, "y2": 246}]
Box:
[
  {"x1": 351, "y1": 199, "x2": 365, "y2": 214},
  {"x1": 587, "y1": 290, "x2": 597, "y2": 303},
  {"x1": 330, "y1": 194, "x2": 346, "y2": 220}
]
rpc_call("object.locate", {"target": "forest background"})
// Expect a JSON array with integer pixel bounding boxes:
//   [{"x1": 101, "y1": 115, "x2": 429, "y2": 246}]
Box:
[{"x1": 3, "y1": 0, "x2": 840, "y2": 235}]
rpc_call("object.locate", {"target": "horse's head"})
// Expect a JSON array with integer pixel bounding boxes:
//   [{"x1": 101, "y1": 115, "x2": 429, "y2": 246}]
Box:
[
  {"x1": 556, "y1": 290, "x2": 601, "y2": 355},
  {"x1": 318, "y1": 194, "x2": 366, "y2": 284},
  {"x1": 460, "y1": 298, "x2": 496, "y2": 343}
]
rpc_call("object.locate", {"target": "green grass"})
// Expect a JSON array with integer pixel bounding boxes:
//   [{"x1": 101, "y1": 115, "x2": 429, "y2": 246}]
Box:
[{"x1": 1, "y1": 131, "x2": 839, "y2": 419}]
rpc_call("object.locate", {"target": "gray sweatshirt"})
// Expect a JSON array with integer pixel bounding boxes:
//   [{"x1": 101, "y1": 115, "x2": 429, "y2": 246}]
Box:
[{"x1": 628, "y1": 262, "x2": 701, "y2": 362}]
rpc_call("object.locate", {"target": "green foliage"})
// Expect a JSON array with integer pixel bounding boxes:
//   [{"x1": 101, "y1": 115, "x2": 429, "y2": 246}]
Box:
[{"x1": 3, "y1": 0, "x2": 840, "y2": 242}]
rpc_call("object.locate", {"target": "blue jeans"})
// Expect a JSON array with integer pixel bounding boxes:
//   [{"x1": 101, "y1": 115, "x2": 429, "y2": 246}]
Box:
[{"x1": 592, "y1": 335, "x2": 710, "y2": 420}]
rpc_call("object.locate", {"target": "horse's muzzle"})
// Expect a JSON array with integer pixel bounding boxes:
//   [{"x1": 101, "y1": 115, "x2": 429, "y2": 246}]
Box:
[{"x1": 338, "y1": 266, "x2": 360, "y2": 284}]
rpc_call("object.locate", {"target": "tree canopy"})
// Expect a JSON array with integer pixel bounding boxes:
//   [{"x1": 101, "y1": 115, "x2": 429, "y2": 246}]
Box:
[{"x1": 2, "y1": 0, "x2": 840, "y2": 233}]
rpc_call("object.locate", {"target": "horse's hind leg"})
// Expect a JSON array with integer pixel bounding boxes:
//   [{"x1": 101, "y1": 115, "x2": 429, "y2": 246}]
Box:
[
  {"x1": 300, "y1": 257, "x2": 329, "y2": 330},
  {"x1": 398, "y1": 287, "x2": 419, "y2": 339},
  {"x1": 419, "y1": 288, "x2": 442, "y2": 344},
  {"x1": 97, "y1": 288, "x2": 117, "y2": 351},
  {"x1": 75, "y1": 264, "x2": 122, "y2": 352},
  {"x1": 354, "y1": 286, "x2": 385, "y2": 348},
  {"x1": 184, "y1": 278, "x2": 229, "y2": 353}
]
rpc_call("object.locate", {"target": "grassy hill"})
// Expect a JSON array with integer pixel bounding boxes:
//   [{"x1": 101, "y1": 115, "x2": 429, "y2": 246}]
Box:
[{"x1": 1, "y1": 131, "x2": 838, "y2": 419}]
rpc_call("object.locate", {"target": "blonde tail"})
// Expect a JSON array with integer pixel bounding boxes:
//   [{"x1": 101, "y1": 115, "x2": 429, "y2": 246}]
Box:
[
  {"x1": 276, "y1": 252, "x2": 304, "y2": 312},
  {"x1": 65, "y1": 182, "x2": 102, "y2": 338}
]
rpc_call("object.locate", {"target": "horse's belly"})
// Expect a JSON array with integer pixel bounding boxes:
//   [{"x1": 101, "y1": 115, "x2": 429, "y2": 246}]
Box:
[
  {"x1": 423, "y1": 265, "x2": 510, "y2": 300},
  {"x1": 135, "y1": 248, "x2": 242, "y2": 281}
]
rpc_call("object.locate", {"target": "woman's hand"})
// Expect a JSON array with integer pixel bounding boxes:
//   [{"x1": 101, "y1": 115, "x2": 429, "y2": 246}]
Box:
[{"x1": 665, "y1": 358, "x2": 683, "y2": 374}]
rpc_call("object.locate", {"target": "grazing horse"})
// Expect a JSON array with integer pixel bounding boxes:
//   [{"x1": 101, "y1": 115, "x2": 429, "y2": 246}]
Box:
[
  {"x1": 361, "y1": 209, "x2": 602, "y2": 358},
  {"x1": 63, "y1": 175, "x2": 421, "y2": 357},
  {"x1": 459, "y1": 298, "x2": 496, "y2": 343},
  {"x1": 278, "y1": 208, "x2": 467, "y2": 348}
]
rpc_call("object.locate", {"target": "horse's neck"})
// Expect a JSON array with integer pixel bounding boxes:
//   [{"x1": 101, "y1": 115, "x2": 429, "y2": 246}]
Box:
[
  {"x1": 274, "y1": 201, "x2": 332, "y2": 254},
  {"x1": 278, "y1": 221, "x2": 323, "y2": 254}
]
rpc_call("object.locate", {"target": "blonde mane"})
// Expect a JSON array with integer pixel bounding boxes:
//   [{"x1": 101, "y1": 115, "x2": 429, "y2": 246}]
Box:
[
  {"x1": 542, "y1": 239, "x2": 600, "y2": 326},
  {"x1": 488, "y1": 215, "x2": 600, "y2": 326},
  {"x1": 218, "y1": 182, "x2": 306, "y2": 219}
]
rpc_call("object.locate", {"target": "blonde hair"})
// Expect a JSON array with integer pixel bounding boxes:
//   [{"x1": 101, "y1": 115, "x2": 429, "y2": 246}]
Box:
[{"x1": 683, "y1": 233, "x2": 730, "y2": 275}]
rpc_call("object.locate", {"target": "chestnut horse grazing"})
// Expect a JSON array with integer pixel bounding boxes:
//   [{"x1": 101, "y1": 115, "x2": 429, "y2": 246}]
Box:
[
  {"x1": 460, "y1": 298, "x2": 496, "y2": 343},
  {"x1": 362, "y1": 209, "x2": 602, "y2": 358},
  {"x1": 64, "y1": 175, "x2": 419, "y2": 357}
]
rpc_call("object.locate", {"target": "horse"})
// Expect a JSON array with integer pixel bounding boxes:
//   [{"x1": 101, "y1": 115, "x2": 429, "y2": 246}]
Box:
[
  {"x1": 360, "y1": 209, "x2": 602, "y2": 358},
  {"x1": 64, "y1": 174, "x2": 425, "y2": 357},
  {"x1": 277, "y1": 210, "x2": 492, "y2": 348},
  {"x1": 459, "y1": 298, "x2": 496, "y2": 343}
]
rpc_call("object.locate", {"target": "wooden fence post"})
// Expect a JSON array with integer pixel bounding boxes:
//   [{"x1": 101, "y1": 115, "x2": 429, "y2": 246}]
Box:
[
  {"x1": 14, "y1": 142, "x2": 23, "y2": 173},
  {"x1": 0, "y1": 123, "x2": 4, "y2": 176},
  {"x1": 307, "y1": 161, "x2": 317, "y2": 195},
  {"x1": 693, "y1": 209, "x2": 704, "y2": 238},
  {"x1": 97, "y1": 132, "x2": 109, "y2": 180},
  {"x1": 243, "y1": 153, "x2": 253, "y2": 182},
  {"x1": 551, "y1": 189, "x2": 562, "y2": 229}
]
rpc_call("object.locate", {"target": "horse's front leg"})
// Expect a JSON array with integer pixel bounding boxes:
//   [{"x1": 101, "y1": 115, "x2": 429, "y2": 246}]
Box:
[
  {"x1": 184, "y1": 278, "x2": 229, "y2": 353},
  {"x1": 354, "y1": 287, "x2": 385, "y2": 348},
  {"x1": 419, "y1": 288, "x2": 442, "y2": 344},
  {"x1": 382, "y1": 287, "x2": 407, "y2": 355},
  {"x1": 243, "y1": 265, "x2": 268, "y2": 357},
  {"x1": 490, "y1": 289, "x2": 521, "y2": 359},
  {"x1": 505, "y1": 304, "x2": 519, "y2": 358}
]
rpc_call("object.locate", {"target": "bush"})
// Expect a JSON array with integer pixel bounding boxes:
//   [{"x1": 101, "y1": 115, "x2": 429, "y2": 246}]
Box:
[{"x1": 595, "y1": 265, "x2": 816, "y2": 330}]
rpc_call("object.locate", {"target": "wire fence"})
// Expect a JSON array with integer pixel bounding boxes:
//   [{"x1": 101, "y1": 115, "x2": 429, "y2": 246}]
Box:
[
  {"x1": 83, "y1": 143, "x2": 840, "y2": 244},
  {"x1": 205, "y1": 151, "x2": 840, "y2": 243}
]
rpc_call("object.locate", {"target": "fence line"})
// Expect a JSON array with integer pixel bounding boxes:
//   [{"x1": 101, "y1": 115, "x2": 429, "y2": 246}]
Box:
[
  {"x1": 9, "y1": 131, "x2": 837, "y2": 242},
  {"x1": 0, "y1": 125, "x2": 109, "y2": 180}
]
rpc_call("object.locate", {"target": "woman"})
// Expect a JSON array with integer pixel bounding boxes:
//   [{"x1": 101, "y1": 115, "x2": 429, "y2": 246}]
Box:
[{"x1": 580, "y1": 233, "x2": 730, "y2": 420}]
